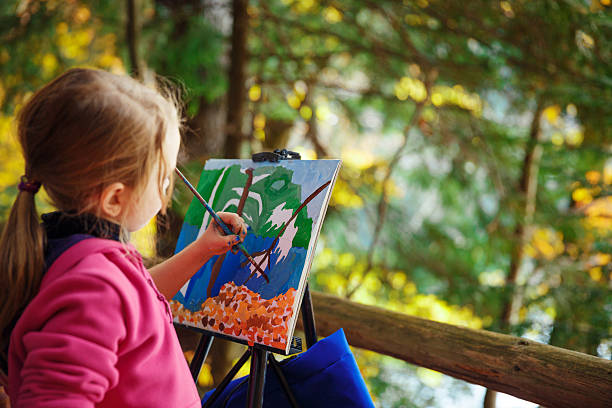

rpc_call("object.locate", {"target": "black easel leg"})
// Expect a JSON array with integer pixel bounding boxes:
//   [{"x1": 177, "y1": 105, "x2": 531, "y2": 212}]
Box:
[
  {"x1": 301, "y1": 284, "x2": 318, "y2": 348},
  {"x1": 202, "y1": 348, "x2": 252, "y2": 408},
  {"x1": 268, "y1": 355, "x2": 300, "y2": 408},
  {"x1": 246, "y1": 348, "x2": 268, "y2": 408},
  {"x1": 191, "y1": 334, "x2": 214, "y2": 382}
]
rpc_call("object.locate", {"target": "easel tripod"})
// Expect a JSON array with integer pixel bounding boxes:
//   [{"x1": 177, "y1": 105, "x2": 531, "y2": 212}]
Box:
[{"x1": 189, "y1": 149, "x2": 317, "y2": 408}]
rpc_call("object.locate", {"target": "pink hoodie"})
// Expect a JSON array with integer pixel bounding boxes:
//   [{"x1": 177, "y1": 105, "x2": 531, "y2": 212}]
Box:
[{"x1": 8, "y1": 238, "x2": 200, "y2": 408}]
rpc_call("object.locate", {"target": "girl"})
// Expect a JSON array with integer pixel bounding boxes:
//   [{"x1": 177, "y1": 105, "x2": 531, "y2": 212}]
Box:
[{"x1": 0, "y1": 68, "x2": 247, "y2": 407}]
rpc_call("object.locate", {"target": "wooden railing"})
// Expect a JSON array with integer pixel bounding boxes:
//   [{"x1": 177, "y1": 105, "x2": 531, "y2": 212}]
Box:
[{"x1": 300, "y1": 291, "x2": 612, "y2": 408}]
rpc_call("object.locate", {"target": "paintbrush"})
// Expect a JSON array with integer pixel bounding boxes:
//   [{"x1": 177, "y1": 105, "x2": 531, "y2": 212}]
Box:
[{"x1": 174, "y1": 168, "x2": 270, "y2": 283}]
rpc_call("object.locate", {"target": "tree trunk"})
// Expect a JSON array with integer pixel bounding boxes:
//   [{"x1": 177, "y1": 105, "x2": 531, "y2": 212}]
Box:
[
  {"x1": 126, "y1": 0, "x2": 141, "y2": 79},
  {"x1": 485, "y1": 99, "x2": 545, "y2": 406},
  {"x1": 224, "y1": 0, "x2": 249, "y2": 158},
  {"x1": 301, "y1": 291, "x2": 612, "y2": 408}
]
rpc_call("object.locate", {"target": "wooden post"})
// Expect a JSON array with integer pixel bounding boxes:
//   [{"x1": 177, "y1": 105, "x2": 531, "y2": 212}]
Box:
[{"x1": 303, "y1": 291, "x2": 612, "y2": 408}]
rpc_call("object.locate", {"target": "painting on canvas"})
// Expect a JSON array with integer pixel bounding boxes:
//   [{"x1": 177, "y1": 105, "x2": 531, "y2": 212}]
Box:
[{"x1": 170, "y1": 159, "x2": 341, "y2": 353}]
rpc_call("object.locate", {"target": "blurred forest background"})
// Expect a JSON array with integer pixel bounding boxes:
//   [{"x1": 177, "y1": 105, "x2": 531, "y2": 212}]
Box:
[{"x1": 1, "y1": 0, "x2": 610, "y2": 407}]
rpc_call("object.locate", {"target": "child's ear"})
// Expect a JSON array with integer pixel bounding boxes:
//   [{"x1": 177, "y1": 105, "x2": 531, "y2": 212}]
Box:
[{"x1": 100, "y1": 182, "x2": 129, "y2": 220}]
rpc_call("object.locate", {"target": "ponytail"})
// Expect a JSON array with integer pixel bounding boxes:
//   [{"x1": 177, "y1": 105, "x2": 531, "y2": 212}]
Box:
[{"x1": 0, "y1": 186, "x2": 45, "y2": 367}]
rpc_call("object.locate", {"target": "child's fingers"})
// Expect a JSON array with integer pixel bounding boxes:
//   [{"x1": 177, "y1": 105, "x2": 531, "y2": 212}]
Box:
[
  {"x1": 217, "y1": 212, "x2": 248, "y2": 238},
  {"x1": 228, "y1": 235, "x2": 242, "y2": 254}
]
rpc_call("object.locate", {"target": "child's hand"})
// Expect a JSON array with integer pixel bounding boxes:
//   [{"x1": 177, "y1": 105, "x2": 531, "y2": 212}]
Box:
[{"x1": 197, "y1": 212, "x2": 248, "y2": 256}]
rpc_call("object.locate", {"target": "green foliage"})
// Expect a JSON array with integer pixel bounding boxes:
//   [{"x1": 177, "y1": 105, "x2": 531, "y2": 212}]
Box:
[
  {"x1": 146, "y1": 13, "x2": 226, "y2": 112},
  {"x1": 0, "y1": 0, "x2": 610, "y2": 406}
]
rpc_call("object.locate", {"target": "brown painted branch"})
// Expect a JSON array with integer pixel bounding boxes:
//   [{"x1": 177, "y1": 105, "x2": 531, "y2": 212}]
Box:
[{"x1": 302, "y1": 291, "x2": 612, "y2": 408}]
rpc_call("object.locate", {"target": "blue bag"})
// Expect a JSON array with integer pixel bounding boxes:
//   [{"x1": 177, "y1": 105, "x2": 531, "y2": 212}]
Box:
[{"x1": 202, "y1": 329, "x2": 375, "y2": 407}]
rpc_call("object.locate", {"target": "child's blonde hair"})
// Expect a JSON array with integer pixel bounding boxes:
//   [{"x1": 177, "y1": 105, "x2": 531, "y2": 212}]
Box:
[{"x1": 0, "y1": 68, "x2": 179, "y2": 363}]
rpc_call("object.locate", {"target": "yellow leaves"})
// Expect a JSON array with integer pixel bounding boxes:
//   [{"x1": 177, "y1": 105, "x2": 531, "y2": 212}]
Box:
[
  {"x1": 315, "y1": 105, "x2": 331, "y2": 121},
  {"x1": 293, "y1": 80, "x2": 307, "y2": 100},
  {"x1": 342, "y1": 147, "x2": 375, "y2": 170},
  {"x1": 404, "y1": 14, "x2": 423, "y2": 26},
  {"x1": 362, "y1": 272, "x2": 382, "y2": 292},
  {"x1": 330, "y1": 178, "x2": 363, "y2": 208},
  {"x1": 286, "y1": 82, "x2": 306, "y2": 110},
  {"x1": 253, "y1": 129, "x2": 265, "y2": 141},
  {"x1": 197, "y1": 363, "x2": 214, "y2": 387},
  {"x1": 57, "y1": 27, "x2": 94, "y2": 60},
  {"x1": 536, "y1": 283, "x2": 549, "y2": 296},
  {"x1": 41, "y1": 54, "x2": 58, "y2": 78},
  {"x1": 299, "y1": 105, "x2": 312, "y2": 120},
  {"x1": 500, "y1": 1, "x2": 515, "y2": 18},
  {"x1": 431, "y1": 92, "x2": 443, "y2": 106},
  {"x1": 583, "y1": 196, "x2": 612, "y2": 231},
  {"x1": 338, "y1": 252, "x2": 356, "y2": 268},
  {"x1": 585, "y1": 170, "x2": 601, "y2": 185},
  {"x1": 56, "y1": 22, "x2": 68, "y2": 35},
  {"x1": 402, "y1": 293, "x2": 483, "y2": 329},
  {"x1": 0, "y1": 114, "x2": 26, "y2": 208},
  {"x1": 253, "y1": 113, "x2": 265, "y2": 130},
  {"x1": 429, "y1": 84, "x2": 483, "y2": 116},
  {"x1": 296, "y1": 0, "x2": 316, "y2": 13},
  {"x1": 543, "y1": 105, "x2": 561, "y2": 124},
  {"x1": 73, "y1": 6, "x2": 91, "y2": 24},
  {"x1": 183, "y1": 352, "x2": 213, "y2": 387},
  {"x1": 394, "y1": 76, "x2": 427, "y2": 103},
  {"x1": 589, "y1": 267, "x2": 602, "y2": 282},
  {"x1": 594, "y1": 253, "x2": 611, "y2": 266},
  {"x1": 96, "y1": 54, "x2": 124, "y2": 73},
  {"x1": 291, "y1": 146, "x2": 317, "y2": 160},
  {"x1": 390, "y1": 271, "x2": 407, "y2": 289},
  {"x1": 322, "y1": 6, "x2": 343, "y2": 24},
  {"x1": 478, "y1": 269, "x2": 505, "y2": 287},
  {"x1": 572, "y1": 187, "x2": 593, "y2": 205},
  {"x1": 324, "y1": 35, "x2": 339, "y2": 49},
  {"x1": 524, "y1": 227, "x2": 564, "y2": 261},
  {"x1": 313, "y1": 247, "x2": 483, "y2": 330},
  {"x1": 0, "y1": 82, "x2": 5, "y2": 109},
  {"x1": 416, "y1": 367, "x2": 443, "y2": 388},
  {"x1": 286, "y1": 93, "x2": 301, "y2": 109},
  {"x1": 576, "y1": 30, "x2": 595, "y2": 50},
  {"x1": 252, "y1": 113, "x2": 265, "y2": 141},
  {"x1": 130, "y1": 216, "x2": 157, "y2": 259},
  {"x1": 248, "y1": 84, "x2": 261, "y2": 101},
  {"x1": 565, "y1": 129, "x2": 584, "y2": 146},
  {"x1": 551, "y1": 132, "x2": 564, "y2": 146},
  {"x1": 605, "y1": 164, "x2": 612, "y2": 185}
]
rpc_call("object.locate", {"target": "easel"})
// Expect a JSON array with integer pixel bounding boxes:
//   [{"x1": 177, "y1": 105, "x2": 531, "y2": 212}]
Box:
[{"x1": 188, "y1": 149, "x2": 318, "y2": 408}]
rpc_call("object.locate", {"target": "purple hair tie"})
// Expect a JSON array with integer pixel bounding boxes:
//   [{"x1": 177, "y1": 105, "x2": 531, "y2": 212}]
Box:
[{"x1": 18, "y1": 175, "x2": 41, "y2": 194}]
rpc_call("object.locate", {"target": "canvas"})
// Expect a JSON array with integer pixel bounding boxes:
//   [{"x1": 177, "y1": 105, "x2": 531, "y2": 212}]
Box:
[{"x1": 170, "y1": 159, "x2": 341, "y2": 354}]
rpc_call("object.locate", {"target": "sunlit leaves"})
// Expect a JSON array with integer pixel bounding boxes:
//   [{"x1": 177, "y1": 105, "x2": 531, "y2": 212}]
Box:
[
  {"x1": 394, "y1": 76, "x2": 427, "y2": 103},
  {"x1": 524, "y1": 228, "x2": 565, "y2": 261},
  {"x1": 312, "y1": 246, "x2": 485, "y2": 329},
  {"x1": 430, "y1": 85, "x2": 482, "y2": 116},
  {"x1": 248, "y1": 84, "x2": 262, "y2": 101},
  {"x1": 322, "y1": 6, "x2": 343, "y2": 24}
]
